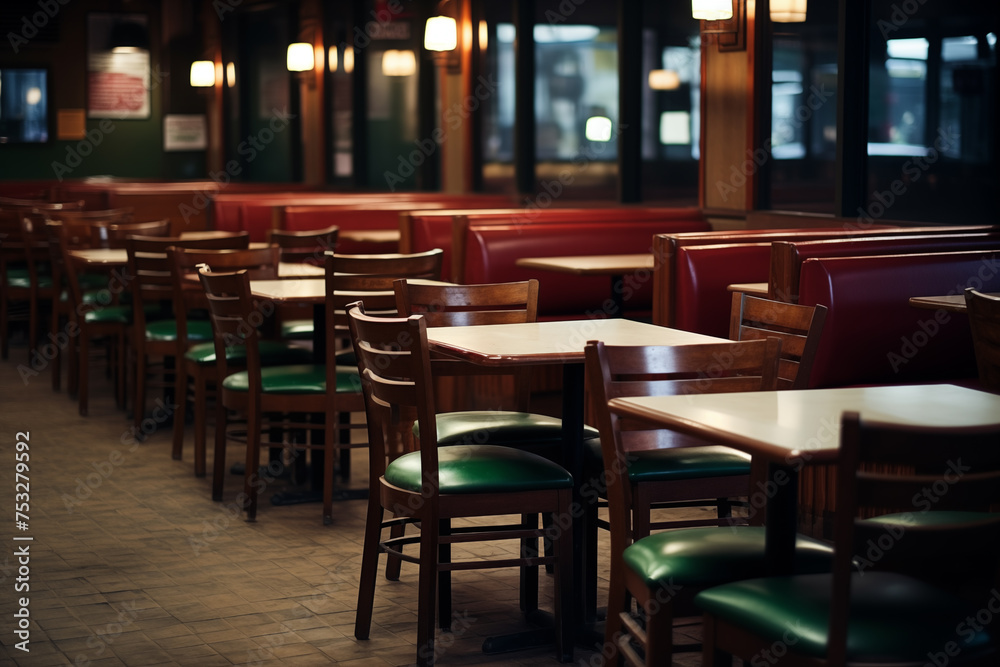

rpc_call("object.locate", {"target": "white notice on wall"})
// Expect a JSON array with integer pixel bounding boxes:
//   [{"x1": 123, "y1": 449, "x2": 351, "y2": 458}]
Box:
[{"x1": 163, "y1": 115, "x2": 207, "y2": 151}]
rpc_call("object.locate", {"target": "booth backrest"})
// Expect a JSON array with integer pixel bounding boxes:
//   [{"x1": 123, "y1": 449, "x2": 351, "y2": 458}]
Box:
[
  {"x1": 770, "y1": 231, "x2": 1000, "y2": 302},
  {"x1": 798, "y1": 250, "x2": 1000, "y2": 388},
  {"x1": 458, "y1": 217, "x2": 709, "y2": 318},
  {"x1": 652, "y1": 224, "x2": 998, "y2": 328}
]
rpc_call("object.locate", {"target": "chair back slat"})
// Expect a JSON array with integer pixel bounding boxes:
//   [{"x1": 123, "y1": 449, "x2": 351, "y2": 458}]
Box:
[
  {"x1": 197, "y1": 268, "x2": 262, "y2": 382},
  {"x1": 349, "y1": 304, "x2": 439, "y2": 486},
  {"x1": 729, "y1": 292, "x2": 827, "y2": 389},
  {"x1": 332, "y1": 249, "x2": 443, "y2": 278},
  {"x1": 268, "y1": 224, "x2": 338, "y2": 264}
]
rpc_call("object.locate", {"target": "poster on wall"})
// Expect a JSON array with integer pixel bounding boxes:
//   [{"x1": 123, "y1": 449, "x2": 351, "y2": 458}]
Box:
[{"x1": 87, "y1": 13, "x2": 151, "y2": 119}]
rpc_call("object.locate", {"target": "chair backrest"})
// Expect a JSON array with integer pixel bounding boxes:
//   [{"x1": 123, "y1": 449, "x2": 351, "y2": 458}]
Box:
[
  {"x1": 584, "y1": 337, "x2": 782, "y2": 548},
  {"x1": 965, "y1": 288, "x2": 1000, "y2": 392},
  {"x1": 170, "y1": 246, "x2": 281, "y2": 353},
  {"x1": 197, "y1": 267, "x2": 263, "y2": 389},
  {"x1": 828, "y1": 412, "x2": 1000, "y2": 664},
  {"x1": 348, "y1": 303, "x2": 440, "y2": 492},
  {"x1": 323, "y1": 253, "x2": 402, "y2": 353},
  {"x1": 126, "y1": 232, "x2": 250, "y2": 332},
  {"x1": 393, "y1": 278, "x2": 540, "y2": 410},
  {"x1": 330, "y1": 248, "x2": 444, "y2": 279},
  {"x1": 729, "y1": 292, "x2": 827, "y2": 389},
  {"x1": 44, "y1": 207, "x2": 134, "y2": 225},
  {"x1": 103, "y1": 219, "x2": 171, "y2": 247},
  {"x1": 268, "y1": 224, "x2": 339, "y2": 265}
]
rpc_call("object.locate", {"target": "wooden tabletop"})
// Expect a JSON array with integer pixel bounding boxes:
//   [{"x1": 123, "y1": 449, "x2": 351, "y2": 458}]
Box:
[
  {"x1": 339, "y1": 229, "x2": 401, "y2": 244},
  {"x1": 727, "y1": 282, "x2": 769, "y2": 297},
  {"x1": 68, "y1": 248, "x2": 127, "y2": 265},
  {"x1": 426, "y1": 319, "x2": 723, "y2": 367},
  {"x1": 608, "y1": 384, "x2": 1000, "y2": 465},
  {"x1": 514, "y1": 254, "x2": 654, "y2": 275},
  {"x1": 908, "y1": 294, "x2": 990, "y2": 313},
  {"x1": 250, "y1": 277, "x2": 450, "y2": 304}
]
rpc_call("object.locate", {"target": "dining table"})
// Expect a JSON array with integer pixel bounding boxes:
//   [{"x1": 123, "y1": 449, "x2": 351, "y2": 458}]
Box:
[
  {"x1": 425, "y1": 317, "x2": 726, "y2": 652},
  {"x1": 908, "y1": 293, "x2": 1000, "y2": 313},
  {"x1": 514, "y1": 254, "x2": 654, "y2": 317},
  {"x1": 606, "y1": 383, "x2": 1000, "y2": 574}
]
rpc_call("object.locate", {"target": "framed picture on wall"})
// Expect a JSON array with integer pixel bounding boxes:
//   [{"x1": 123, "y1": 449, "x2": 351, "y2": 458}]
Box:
[{"x1": 86, "y1": 13, "x2": 151, "y2": 119}]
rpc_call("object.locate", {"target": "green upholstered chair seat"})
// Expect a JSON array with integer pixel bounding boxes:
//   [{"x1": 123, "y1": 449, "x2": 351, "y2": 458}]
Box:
[
  {"x1": 8, "y1": 273, "x2": 51, "y2": 289},
  {"x1": 426, "y1": 411, "x2": 600, "y2": 447},
  {"x1": 145, "y1": 319, "x2": 213, "y2": 343},
  {"x1": 5, "y1": 267, "x2": 29, "y2": 282},
  {"x1": 584, "y1": 439, "x2": 751, "y2": 482},
  {"x1": 185, "y1": 341, "x2": 313, "y2": 366},
  {"x1": 78, "y1": 272, "x2": 108, "y2": 290},
  {"x1": 61, "y1": 289, "x2": 108, "y2": 305},
  {"x1": 869, "y1": 510, "x2": 997, "y2": 527},
  {"x1": 624, "y1": 526, "x2": 832, "y2": 590},
  {"x1": 83, "y1": 305, "x2": 133, "y2": 325},
  {"x1": 280, "y1": 319, "x2": 314, "y2": 339},
  {"x1": 221, "y1": 364, "x2": 359, "y2": 394},
  {"x1": 385, "y1": 444, "x2": 573, "y2": 494},
  {"x1": 695, "y1": 572, "x2": 994, "y2": 661}
]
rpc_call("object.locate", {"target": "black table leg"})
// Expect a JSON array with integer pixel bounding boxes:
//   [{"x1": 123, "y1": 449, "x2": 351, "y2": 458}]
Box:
[{"x1": 764, "y1": 462, "x2": 799, "y2": 575}]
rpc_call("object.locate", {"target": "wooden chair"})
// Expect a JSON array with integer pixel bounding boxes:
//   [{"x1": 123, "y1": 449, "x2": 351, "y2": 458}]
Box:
[
  {"x1": 965, "y1": 288, "x2": 1000, "y2": 392},
  {"x1": 169, "y1": 246, "x2": 312, "y2": 476},
  {"x1": 584, "y1": 337, "x2": 833, "y2": 666},
  {"x1": 348, "y1": 302, "x2": 575, "y2": 667},
  {"x1": 267, "y1": 224, "x2": 339, "y2": 264},
  {"x1": 699, "y1": 412, "x2": 1000, "y2": 666},
  {"x1": 126, "y1": 233, "x2": 250, "y2": 430},
  {"x1": 729, "y1": 291, "x2": 828, "y2": 389},
  {"x1": 45, "y1": 207, "x2": 135, "y2": 226},
  {"x1": 198, "y1": 265, "x2": 363, "y2": 524}
]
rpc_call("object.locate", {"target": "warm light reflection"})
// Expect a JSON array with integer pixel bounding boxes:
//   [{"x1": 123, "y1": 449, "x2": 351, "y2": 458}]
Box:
[
  {"x1": 771, "y1": 0, "x2": 807, "y2": 22},
  {"x1": 25, "y1": 87, "x2": 42, "y2": 106},
  {"x1": 343, "y1": 46, "x2": 355, "y2": 73},
  {"x1": 478, "y1": 20, "x2": 488, "y2": 51},
  {"x1": 226, "y1": 62, "x2": 236, "y2": 88},
  {"x1": 328, "y1": 45, "x2": 338, "y2": 72},
  {"x1": 648, "y1": 69, "x2": 681, "y2": 90}
]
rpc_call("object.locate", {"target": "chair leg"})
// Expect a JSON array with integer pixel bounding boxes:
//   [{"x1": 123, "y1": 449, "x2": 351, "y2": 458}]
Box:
[
  {"x1": 519, "y1": 513, "x2": 538, "y2": 614},
  {"x1": 133, "y1": 350, "x2": 147, "y2": 429},
  {"x1": 438, "y1": 518, "x2": 452, "y2": 630},
  {"x1": 554, "y1": 491, "x2": 575, "y2": 663},
  {"x1": 77, "y1": 335, "x2": 89, "y2": 417},
  {"x1": 643, "y1": 590, "x2": 674, "y2": 667},
  {"x1": 701, "y1": 614, "x2": 732, "y2": 667},
  {"x1": 323, "y1": 416, "x2": 335, "y2": 525},
  {"x1": 385, "y1": 521, "x2": 404, "y2": 581},
  {"x1": 602, "y1": 554, "x2": 628, "y2": 667},
  {"x1": 212, "y1": 397, "x2": 228, "y2": 502},
  {"x1": 243, "y1": 405, "x2": 262, "y2": 521},
  {"x1": 171, "y1": 361, "x2": 188, "y2": 461},
  {"x1": 415, "y1": 516, "x2": 440, "y2": 667},
  {"x1": 50, "y1": 305, "x2": 61, "y2": 392},
  {"x1": 193, "y1": 372, "x2": 208, "y2": 477},
  {"x1": 354, "y1": 495, "x2": 384, "y2": 641}
]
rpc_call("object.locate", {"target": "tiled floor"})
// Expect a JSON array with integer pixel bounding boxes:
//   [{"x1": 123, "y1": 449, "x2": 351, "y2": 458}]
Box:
[{"x1": 0, "y1": 343, "x2": 714, "y2": 666}]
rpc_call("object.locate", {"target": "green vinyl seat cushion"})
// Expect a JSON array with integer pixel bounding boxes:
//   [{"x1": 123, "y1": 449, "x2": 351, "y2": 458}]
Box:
[
  {"x1": 385, "y1": 444, "x2": 573, "y2": 494},
  {"x1": 83, "y1": 305, "x2": 133, "y2": 325},
  {"x1": 184, "y1": 341, "x2": 313, "y2": 366},
  {"x1": 4, "y1": 267, "x2": 30, "y2": 282},
  {"x1": 221, "y1": 364, "x2": 359, "y2": 394},
  {"x1": 424, "y1": 411, "x2": 600, "y2": 447},
  {"x1": 78, "y1": 273, "x2": 109, "y2": 290},
  {"x1": 624, "y1": 526, "x2": 832, "y2": 590},
  {"x1": 694, "y1": 572, "x2": 994, "y2": 661},
  {"x1": 145, "y1": 319, "x2": 213, "y2": 343},
  {"x1": 280, "y1": 319, "x2": 314, "y2": 340},
  {"x1": 7, "y1": 273, "x2": 52, "y2": 289},
  {"x1": 584, "y1": 438, "x2": 751, "y2": 482}
]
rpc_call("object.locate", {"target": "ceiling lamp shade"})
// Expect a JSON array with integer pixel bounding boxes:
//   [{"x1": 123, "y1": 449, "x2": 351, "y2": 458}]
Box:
[
  {"x1": 648, "y1": 69, "x2": 681, "y2": 91},
  {"x1": 691, "y1": 0, "x2": 733, "y2": 20},
  {"x1": 190, "y1": 60, "x2": 216, "y2": 88},
  {"x1": 287, "y1": 42, "x2": 315, "y2": 72},
  {"x1": 382, "y1": 50, "x2": 416, "y2": 77},
  {"x1": 424, "y1": 16, "x2": 458, "y2": 51},
  {"x1": 771, "y1": 0, "x2": 807, "y2": 22}
]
